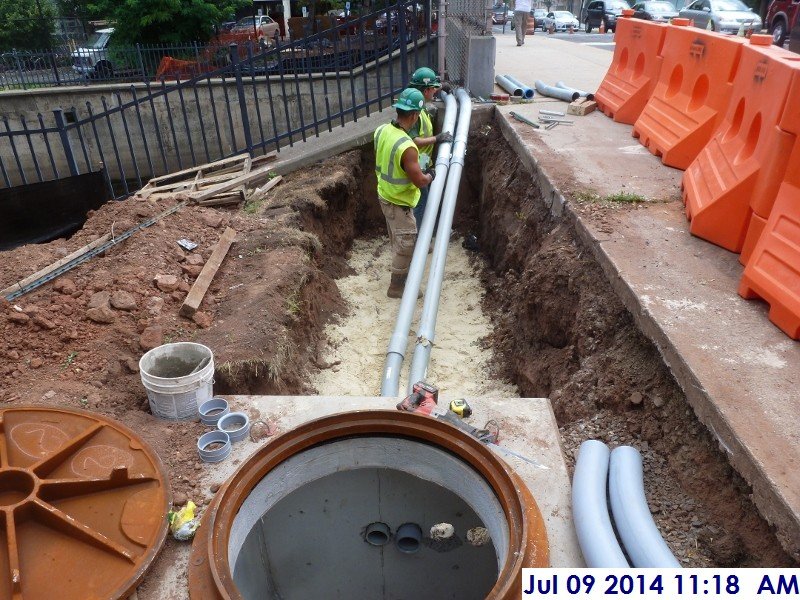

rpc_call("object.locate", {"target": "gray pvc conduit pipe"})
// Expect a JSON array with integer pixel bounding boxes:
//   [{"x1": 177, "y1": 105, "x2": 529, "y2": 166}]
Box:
[
  {"x1": 495, "y1": 74, "x2": 523, "y2": 97},
  {"x1": 556, "y1": 81, "x2": 595, "y2": 101},
  {"x1": 502, "y1": 74, "x2": 535, "y2": 99},
  {"x1": 534, "y1": 80, "x2": 580, "y2": 102},
  {"x1": 572, "y1": 440, "x2": 630, "y2": 568},
  {"x1": 379, "y1": 92, "x2": 458, "y2": 397},
  {"x1": 609, "y1": 446, "x2": 681, "y2": 568},
  {"x1": 406, "y1": 89, "x2": 472, "y2": 391}
]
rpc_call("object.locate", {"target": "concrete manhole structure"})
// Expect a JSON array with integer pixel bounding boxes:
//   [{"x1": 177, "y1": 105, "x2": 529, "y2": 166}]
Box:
[
  {"x1": 189, "y1": 410, "x2": 549, "y2": 600},
  {"x1": 0, "y1": 406, "x2": 170, "y2": 599}
]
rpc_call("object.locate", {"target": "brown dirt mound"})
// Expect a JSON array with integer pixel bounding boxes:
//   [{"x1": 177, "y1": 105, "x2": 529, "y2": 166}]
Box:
[{"x1": 0, "y1": 148, "x2": 374, "y2": 510}]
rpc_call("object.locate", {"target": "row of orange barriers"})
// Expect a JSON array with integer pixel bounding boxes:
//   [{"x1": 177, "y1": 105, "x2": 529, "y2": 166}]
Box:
[{"x1": 595, "y1": 13, "x2": 800, "y2": 339}]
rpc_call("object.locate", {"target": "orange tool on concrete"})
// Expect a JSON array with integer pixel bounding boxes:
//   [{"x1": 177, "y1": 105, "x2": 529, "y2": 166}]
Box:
[
  {"x1": 594, "y1": 12, "x2": 667, "y2": 125},
  {"x1": 632, "y1": 19, "x2": 746, "y2": 170},
  {"x1": 738, "y1": 142, "x2": 800, "y2": 339},
  {"x1": 396, "y1": 381, "x2": 439, "y2": 415},
  {"x1": 682, "y1": 35, "x2": 799, "y2": 253}
]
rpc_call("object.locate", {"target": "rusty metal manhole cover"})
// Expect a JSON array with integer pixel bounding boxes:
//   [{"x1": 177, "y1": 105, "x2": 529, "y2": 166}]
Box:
[{"x1": 0, "y1": 406, "x2": 170, "y2": 599}]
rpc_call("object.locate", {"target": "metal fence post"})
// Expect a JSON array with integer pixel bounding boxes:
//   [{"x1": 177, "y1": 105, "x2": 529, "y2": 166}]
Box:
[
  {"x1": 136, "y1": 43, "x2": 147, "y2": 83},
  {"x1": 53, "y1": 108, "x2": 80, "y2": 177},
  {"x1": 12, "y1": 49, "x2": 27, "y2": 91},
  {"x1": 397, "y1": 5, "x2": 409, "y2": 87},
  {"x1": 229, "y1": 44, "x2": 254, "y2": 154}
]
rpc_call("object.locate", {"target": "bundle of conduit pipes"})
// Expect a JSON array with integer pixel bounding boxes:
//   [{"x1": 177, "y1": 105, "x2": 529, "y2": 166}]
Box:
[
  {"x1": 572, "y1": 440, "x2": 682, "y2": 568},
  {"x1": 380, "y1": 88, "x2": 471, "y2": 397}
]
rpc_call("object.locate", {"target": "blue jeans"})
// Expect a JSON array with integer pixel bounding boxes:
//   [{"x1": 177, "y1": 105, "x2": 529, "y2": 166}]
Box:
[{"x1": 413, "y1": 185, "x2": 430, "y2": 228}]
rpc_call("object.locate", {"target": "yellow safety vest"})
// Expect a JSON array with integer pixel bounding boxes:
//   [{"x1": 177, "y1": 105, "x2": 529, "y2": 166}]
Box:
[
  {"x1": 418, "y1": 110, "x2": 434, "y2": 156},
  {"x1": 374, "y1": 122, "x2": 420, "y2": 208}
]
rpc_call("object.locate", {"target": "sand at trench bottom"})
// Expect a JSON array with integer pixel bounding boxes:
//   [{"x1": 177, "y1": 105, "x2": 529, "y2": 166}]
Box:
[{"x1": 311, "y1": 236, "x2": 519, "y2": 400}]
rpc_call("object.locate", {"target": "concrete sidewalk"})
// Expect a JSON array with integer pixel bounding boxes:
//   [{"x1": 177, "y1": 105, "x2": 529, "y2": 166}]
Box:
[{"x1": 489, "y1": 32, "x2": 800, "y2": 559}]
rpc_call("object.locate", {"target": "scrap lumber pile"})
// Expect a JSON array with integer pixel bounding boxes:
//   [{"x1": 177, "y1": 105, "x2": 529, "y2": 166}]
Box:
[{"x1": 134, "y1": 152, "x2": 283, "y2": 207}]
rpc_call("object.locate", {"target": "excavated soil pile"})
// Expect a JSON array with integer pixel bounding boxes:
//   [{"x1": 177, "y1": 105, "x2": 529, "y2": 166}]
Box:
[
  {"x1": 0, "y1": 149, "x2": 378, "y2": 510},
  {"x1": 458, "y1": 123, "x2": 795, "y2": 567}
]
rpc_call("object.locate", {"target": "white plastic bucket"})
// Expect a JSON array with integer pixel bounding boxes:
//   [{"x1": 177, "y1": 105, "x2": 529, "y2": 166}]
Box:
[{"x1": 139, "y1": 342, "x2": 215, "y2": 421}]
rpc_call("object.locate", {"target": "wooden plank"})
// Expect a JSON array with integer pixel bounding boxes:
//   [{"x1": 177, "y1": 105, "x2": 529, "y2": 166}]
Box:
[
  {"x1": 179, "y1": 227, "x2": 237, "y2": 317},
  {"x1": 249, "y1": 174, "x2": 283, "y2": 199},
  {"x1": 196, "y1": 189, "x2": 245, "y2": 206},
  {"x1": 1, "y1": 234, "x2": 112, "y2": 298},
  {"x1": 147, "y1": 154, "x2": 249, "y2": 186},
  {"x1": 188, "y1": 165, "x2": 274, "y2": 202}
]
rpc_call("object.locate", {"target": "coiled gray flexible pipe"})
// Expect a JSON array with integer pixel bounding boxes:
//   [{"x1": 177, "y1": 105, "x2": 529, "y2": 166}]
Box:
[
  {"x1": 380, "y1": 92, "x2": 458, "y2": 397},
  {"x1": 572, "y1": 440, "x2": 630, "y2": 567},
  {"x1": 609, "y1": 446, "x2": 681, "y2": 568},
  {"x1": 406, "y1": 89, "x2": 472, "y2": 391}
]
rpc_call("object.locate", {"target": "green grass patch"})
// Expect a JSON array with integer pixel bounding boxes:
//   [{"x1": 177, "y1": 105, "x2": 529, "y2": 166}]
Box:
[{"x1": 574, "y1": 191, "x2": 648, "y2": 204}]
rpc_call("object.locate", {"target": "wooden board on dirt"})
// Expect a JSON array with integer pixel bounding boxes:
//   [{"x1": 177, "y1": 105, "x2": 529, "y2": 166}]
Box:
[
  {"x1": 1, "y1": 233, "x2": 112, "y2": 298},
  {"x1": 567, "y1": 99, "x2": 597, "y2": 116},
  {"x1": 180, "y1": 227, "x2": 236, "y2": 317}
]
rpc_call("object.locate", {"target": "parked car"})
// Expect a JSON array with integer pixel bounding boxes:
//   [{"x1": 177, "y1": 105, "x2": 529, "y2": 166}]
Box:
[
  {"x1": 492, "y1": 2, "x2": 510, "y2": 24},
  {"x1": 678, "y1": 0, "x2": 762, "y2": 33},
  {"x1": 582, "y1": 0, "x2": 632, "y2": 32},
  {"x1": 71, "y1": 27, "x2": 115, "y2": 79},
  {"x1": 232, "y1": 15, "x2": 280, "y2": 39},
  {"x1": 632, "y1": 0, "x2": 680, "y2": 21},
  {"x1": 533, "y1": 8, "x2": 549, "y2": 29},
  {"x1": 766, "y1": 0, "x2": 799, "y2": 45},
  {"x1": 542, "y1": 10, "x2": 581, "y2": 30}
]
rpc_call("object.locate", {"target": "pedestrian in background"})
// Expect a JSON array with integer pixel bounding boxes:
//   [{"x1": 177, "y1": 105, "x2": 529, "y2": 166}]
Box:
[
  {"x1": 514, "y1": 0, "x2": 532, "y2": 45},
  {"x1": 407, "y1": 67, "x2": 453, "y2": 228},
  {"x1": 374, "y1": 88, "x2": 435, "y2": 298}
]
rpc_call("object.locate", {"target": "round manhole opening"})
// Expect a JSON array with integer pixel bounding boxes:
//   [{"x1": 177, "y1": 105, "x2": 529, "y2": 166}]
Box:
[{"x1": 189, "y1": 411, "x2": 549, "y2": 600}]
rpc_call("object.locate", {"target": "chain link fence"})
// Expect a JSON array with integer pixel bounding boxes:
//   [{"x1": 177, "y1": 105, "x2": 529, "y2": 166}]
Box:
[{"x1": 443, "y1": 0, "x2": 494, "y2": 92}]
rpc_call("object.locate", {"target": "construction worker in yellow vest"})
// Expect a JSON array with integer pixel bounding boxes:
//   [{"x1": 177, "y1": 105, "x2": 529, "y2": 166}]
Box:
[
  {"x1": 407, "y1": 67, "x2": 453, "y2": 227},
  {"x1": 374, "y1": 88, "x2": 434, "y2": 298}
]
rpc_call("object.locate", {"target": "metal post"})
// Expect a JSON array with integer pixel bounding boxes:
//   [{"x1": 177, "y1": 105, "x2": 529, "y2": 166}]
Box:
[
  {"x1": 229, "y1": 44, "x2": 254, "y2": 154},
  {"x1": 136, "y1": 43, "x2": 147, "y2": 83},
  {"x1": 13, "y1": 49, "x2": 27, "y2": 91},
  {"x1": 437, "y1": 0, "x2": 446, "y2": 78},
  {"x1": 53, "y1": 108, "x2": 80, "y2": 176},
  {"x1": 397, "y1": 4, "x2": 409, "y2": 87}
]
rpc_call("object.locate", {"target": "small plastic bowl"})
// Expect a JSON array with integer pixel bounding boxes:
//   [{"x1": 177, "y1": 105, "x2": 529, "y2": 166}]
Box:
[
  {"x1": 217, "y1": 412, "x2": 250, "y2": 443},
  {"x1": 199, "y1": 397, "x2": 230, "y2": 427},
  {"x1": 197, "y1": 431, "x2": 231, "y2": 463}
]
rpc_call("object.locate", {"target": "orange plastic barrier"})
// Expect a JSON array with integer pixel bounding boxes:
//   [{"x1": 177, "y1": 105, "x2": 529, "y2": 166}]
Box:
[
  {"x1": 155, "y1": 56, "x2": 205, "y2": 81},
  {"x1": 594, "y1": 15, "x2": 666, "y2": 125},
  {"x1": 682, "y1": 35, "x2": 799, "y2": 253},
  {"x1": 738, "y1": 143, "x2": 800, "y2": 339},
  {"x1": 632, "y1": 20, "x2": 746, "y2": 170}
]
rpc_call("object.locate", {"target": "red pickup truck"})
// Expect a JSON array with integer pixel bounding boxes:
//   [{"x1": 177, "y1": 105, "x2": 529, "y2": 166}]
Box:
[{"x1": 766, "y1": 0, "x2": 799, "y2": 46}]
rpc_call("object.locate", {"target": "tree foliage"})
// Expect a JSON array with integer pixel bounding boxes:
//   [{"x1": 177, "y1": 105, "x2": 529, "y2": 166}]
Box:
[
  {"x1": 0, "y1": 0, "x2": 57, "y2": 50},
  {"x1": 62, "y1": 0, "x2": 249, "y2": 44}
]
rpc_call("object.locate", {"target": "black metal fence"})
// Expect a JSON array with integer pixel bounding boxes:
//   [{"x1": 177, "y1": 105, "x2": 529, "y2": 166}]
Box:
[{"x1": 0, "y1": 1, "x2": 435, "y2": 199}]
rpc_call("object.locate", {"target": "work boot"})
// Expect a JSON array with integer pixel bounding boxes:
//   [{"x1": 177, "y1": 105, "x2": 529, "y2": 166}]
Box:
[{"x1": 387, "y1": 274, "x2": 423, "y2": 299}]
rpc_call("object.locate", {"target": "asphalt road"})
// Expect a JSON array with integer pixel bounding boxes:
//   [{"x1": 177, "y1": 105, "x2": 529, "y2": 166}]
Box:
[{"x1": 492, "y1": 24, "x2": 617, "y2": 50}]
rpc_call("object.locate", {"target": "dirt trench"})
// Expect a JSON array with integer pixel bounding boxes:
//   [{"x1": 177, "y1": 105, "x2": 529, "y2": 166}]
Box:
[{"x1": 456, "y1": 123, "x2": 795, "y2": 567}]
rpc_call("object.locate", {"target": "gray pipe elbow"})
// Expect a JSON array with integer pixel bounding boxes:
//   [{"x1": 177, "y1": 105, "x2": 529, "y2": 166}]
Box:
[
  {"x1": 609, "y1": 446, "x2": 681, "y2": 568},
  {"x1": 572, "y1": 440, "x2": 629, "y2": 567}
]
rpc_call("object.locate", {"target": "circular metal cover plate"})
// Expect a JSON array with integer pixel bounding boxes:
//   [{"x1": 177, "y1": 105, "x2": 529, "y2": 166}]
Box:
[{"x1": 0, "y1": 406, "x2": 170, "y2": 600}]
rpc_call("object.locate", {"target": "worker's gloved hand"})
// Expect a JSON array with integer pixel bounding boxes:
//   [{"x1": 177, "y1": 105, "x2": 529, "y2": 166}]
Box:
[
  {"x1": 424, "y1": 167, "x2": 436, "y2": 182},
  {"x1": 440, "y1": 82, "x2": 453, "y2": 94},
  {"x1": 435, "y1": 131, "x2": 454, "y2": 144}
]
